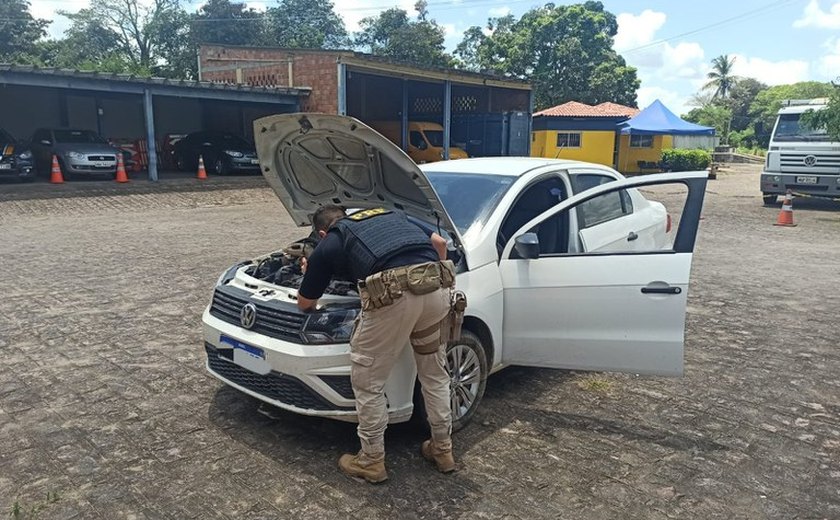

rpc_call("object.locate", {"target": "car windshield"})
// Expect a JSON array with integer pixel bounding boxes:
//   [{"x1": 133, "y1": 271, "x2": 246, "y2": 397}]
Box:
[
  {"x1": 773, "y1": 113, "x2": 829, "y2": 142},
  {"x1": 427, "y1": 172, "x2": 517, "y2": 233},
  {"x1": 212, "y1": 134, "x2": 251, "y2": 148},
  {"x1": 0, "y1": 129, "x2": 14, "y2": 143},
  {"x1": 54, "y1": 130, "x2": 106, "y2": 144},
  {"x1": 424, "y1": 130, "x2": 445, "y2": 147}
]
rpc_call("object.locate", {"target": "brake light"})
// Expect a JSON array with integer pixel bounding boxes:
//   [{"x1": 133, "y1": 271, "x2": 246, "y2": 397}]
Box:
[{"x1": 666, "y1": 214, "x2": 672, "y2": 233}]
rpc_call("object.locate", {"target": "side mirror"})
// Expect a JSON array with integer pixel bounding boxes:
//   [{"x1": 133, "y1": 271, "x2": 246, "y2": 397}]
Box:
[
  {"x1": 514, "y1": 233, "x2": 540, "y2": 259},
  {"x1": 40, "y1": 140, "x2": 51, "y2": 146}
]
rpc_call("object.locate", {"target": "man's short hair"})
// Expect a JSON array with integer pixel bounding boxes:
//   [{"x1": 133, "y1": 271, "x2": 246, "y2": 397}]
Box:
[{"x1": 312, "y1": 205, "x2": 346, "y2": 233}]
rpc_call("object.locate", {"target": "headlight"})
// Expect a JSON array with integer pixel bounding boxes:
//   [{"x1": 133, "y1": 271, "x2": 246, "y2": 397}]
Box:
[
  {"x1": 67, "y1": 151, "x2": 86, "y2": 160},
  {"x1": 301, "y1": 307, "x2": 359, "y2": 344},
  {"x1": 17, "y1": 150, "x2": 32, "y2": 160},
  {"x1": 224, "y1": 150, "x2": 244, "y2": 158}
]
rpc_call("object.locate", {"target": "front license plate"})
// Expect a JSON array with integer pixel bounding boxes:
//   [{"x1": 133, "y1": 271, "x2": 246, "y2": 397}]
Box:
[
  {"x1": 94, "y1": 162, "x2": 112, "y2": 168},
  {"x1": 796, "y1": 175, "x2": 818, "y2": 184},
  {"x1": 220, "y1": 335, "x2": 271, "y2": 375},
  {"x1": 0, "y1": 163, "x2": 11, "y2": 169},
  {"x1": 250, "y1": 159, "x2": 259, "y2": 164}
]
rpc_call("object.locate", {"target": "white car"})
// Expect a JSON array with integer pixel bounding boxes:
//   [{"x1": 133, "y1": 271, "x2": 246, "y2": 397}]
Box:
[{"x1": 202, "y1": 114, "x2": 708, "y2": 430}]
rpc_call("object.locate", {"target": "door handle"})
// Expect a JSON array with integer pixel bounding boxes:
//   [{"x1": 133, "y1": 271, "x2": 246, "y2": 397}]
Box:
[
  {"x1": 627, "y1": 231, "x2": 639, "y2": 242},
  {"x1": 641, "y1": 285, "x2": 682, "y2": 295}
]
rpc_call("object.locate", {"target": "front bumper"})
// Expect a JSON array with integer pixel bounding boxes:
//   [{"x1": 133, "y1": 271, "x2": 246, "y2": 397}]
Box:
[
  {"x1": 65, "y1": 155, "x2": 117, "y2": 175},
  {"x1": 0, "y1": 161, "x2": 34, "y2": 178},
  {"x1": 229, "y1": 157, "x2": 261, "y2": 172},
  {"x1": 202, "y1": 307, "x2": 415, "y2": 423},
  {"x1": 761, "y1": 171, "x2": 840, "y2": 197}
]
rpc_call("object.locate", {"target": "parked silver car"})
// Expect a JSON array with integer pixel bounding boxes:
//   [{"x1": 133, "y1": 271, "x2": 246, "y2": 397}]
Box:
[{"x1": 30, "y1": 128, "x2": 120, "y2": 179}]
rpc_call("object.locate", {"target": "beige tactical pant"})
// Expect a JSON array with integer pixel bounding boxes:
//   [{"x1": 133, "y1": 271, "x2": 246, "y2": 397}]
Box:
[{"x1": 350, "y1": 287, "x2": 452, "y2": 455}]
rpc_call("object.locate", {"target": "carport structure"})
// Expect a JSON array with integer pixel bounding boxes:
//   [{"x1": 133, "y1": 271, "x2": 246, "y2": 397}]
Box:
[
  {"x1": 0, "y1": 64, "x2": 310, "y2": 180},
  {"x1": 198, "y1": 46, "x2": 533, "y2": 159}
]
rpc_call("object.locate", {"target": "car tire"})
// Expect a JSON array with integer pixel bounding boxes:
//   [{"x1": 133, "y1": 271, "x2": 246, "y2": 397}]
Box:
[
  {"x1": 213, "y1": 158, "x2": 229, "y2": 176},
  {"x1": 175, "y1": 154, "x2": 190, "y2": 172},
  {"x1": 412, "y1": 330, "x2": 488, "y2": 432},
  {"x1": 762, "y1": 194, "x2": 778, "y2": 206}
]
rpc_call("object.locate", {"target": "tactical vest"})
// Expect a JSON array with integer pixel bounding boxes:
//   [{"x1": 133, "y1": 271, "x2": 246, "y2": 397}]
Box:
[{"x1": 332, "y1": 208, "x2": 434, "y2": 281}]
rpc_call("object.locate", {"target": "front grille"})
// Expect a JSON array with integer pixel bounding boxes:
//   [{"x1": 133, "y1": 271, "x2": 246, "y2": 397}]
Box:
[
  {"x1": 205, "y1": 344, "x2": 352, "y2": 411},
  {"x1": 210, "y1": 286, "x2": 306, "y2": 343},
  {"x1": 87, "y1": 155, "x2": 116, "y2": 161},
  {"x1": 320, "y1": 375, "x2": 355, "y2": 399},
  {"x1": 780, "y1": 153, "x2": 840, "y2": 172}
]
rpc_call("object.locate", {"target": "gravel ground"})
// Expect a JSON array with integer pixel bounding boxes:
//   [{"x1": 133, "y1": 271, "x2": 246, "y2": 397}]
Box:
[{"x1": 0, "y1": 164, "x2": 838, "y2": 519}]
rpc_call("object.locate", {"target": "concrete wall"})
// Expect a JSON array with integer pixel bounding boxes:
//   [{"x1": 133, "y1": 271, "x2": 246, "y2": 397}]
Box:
[
  {"x1": 531, "y1": 129, "x2": 616, "y2": 166},
  {"x1": 153, "y1": 96, "x2": 203, "y2": 136},
  {"x1": 99, "y1": 96, "x2": 144, "y2": 138}
]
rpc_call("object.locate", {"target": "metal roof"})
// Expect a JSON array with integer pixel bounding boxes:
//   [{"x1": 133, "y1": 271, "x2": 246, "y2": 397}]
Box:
[{"x1": 0, "y1": 64, "x2": 310, "y2": 104}]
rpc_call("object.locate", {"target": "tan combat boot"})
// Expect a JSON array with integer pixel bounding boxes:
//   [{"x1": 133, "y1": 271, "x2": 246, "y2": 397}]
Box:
[
  {"x1": 338, "y1": 451, "x2": 388, "y2": 483},
  {"x1": 421, "y1": 439, "x2": 456, "y2": 473}
]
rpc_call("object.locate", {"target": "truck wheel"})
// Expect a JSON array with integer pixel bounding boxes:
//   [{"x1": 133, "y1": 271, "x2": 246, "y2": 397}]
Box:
[
  {"x1": 411, "y1": 330, "x2": 488, "y2": 432},
  {"x1": 763, "y1": 194, "x2": 778, "y2": 206}
]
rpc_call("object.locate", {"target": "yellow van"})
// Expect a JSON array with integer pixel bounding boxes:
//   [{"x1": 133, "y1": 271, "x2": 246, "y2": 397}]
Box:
[{"x1": 368, "y1": 121, "x2": 468, "y2": 163}]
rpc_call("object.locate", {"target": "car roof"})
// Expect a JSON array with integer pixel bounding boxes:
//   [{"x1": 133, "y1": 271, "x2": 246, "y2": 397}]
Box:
[{"x1": 419, "y1": 157, "x2": 614, "y2": 177}]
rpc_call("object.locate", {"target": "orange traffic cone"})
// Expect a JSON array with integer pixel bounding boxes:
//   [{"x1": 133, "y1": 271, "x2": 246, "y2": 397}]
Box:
[
  {"x1": 196, "y1": 155, "x2": 208, "y2": 180},
  {"x1": 115, "y1": 153, "x2": 129, "y2": 183},
  {"x1": 774, "y1": 190, "x2": 796, "y2": 227},
  {"x1": 49, "y1": 154, "x2": 64, "y2": 184}
]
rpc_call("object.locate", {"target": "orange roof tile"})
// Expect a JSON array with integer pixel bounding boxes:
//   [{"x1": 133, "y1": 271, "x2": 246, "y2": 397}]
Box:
[{"x1": 534, "y1": 101, "x2": 639, "y2": 118}]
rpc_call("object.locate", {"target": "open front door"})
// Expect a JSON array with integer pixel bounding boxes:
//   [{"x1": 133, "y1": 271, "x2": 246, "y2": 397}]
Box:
[{"x1": 499, "y1": 172, "x2": 707, "y2": 376}]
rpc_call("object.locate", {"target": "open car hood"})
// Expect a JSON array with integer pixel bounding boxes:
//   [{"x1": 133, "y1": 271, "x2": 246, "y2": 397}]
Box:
[{"x1": 254, "y1": 113, "x2": 461, "y2": 246}]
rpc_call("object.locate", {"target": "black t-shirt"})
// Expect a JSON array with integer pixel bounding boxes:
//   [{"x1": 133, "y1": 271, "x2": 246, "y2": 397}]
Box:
[{"x1": 298, "y1": 219, "x2": 438, "y2": 300}]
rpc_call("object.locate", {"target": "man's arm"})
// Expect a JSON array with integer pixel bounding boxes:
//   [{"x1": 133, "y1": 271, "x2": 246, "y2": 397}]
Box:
[
  {"x1": 431, "y1": 232, "x2": 447, "y2": 261},
  {"x1": 296, "y1": 236, "x2": 337, "y2": 311},
  {"x1": 298, "y1": 293, "x2": 318, "y2": 312}
]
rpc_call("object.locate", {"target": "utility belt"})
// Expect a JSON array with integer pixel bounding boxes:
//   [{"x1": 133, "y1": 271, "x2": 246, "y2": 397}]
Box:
[{"x1": 358, "y1": 260, "x2": 467, "y2": 355}]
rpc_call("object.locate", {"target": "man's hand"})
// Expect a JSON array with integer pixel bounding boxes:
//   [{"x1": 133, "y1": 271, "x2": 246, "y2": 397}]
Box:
[
  {"x1": 297, "y1": 294, "x2": 318, "y2": 311},
  {"x1": 300, "y1": 257, "x2": 308, "y2": 274},
  {"x1": 431, "y1": 233, "x2": 447, "y2": 260}
]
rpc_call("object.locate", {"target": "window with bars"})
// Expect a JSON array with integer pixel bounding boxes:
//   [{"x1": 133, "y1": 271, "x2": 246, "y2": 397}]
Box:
[
  {"x1": 556, "y1": 132, "x2": 581, "y2": 148},
  {"x1": 630, "y1": 135, "x2": 654, "y2": 148}
]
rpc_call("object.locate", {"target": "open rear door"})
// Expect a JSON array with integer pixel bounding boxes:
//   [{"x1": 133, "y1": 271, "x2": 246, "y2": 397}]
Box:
[{"x1": 499, "y1": 172, "x2": 707, "y2": 376}]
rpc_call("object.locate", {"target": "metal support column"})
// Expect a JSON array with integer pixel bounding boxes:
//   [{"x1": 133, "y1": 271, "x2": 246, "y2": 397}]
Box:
[
  {"x1": 527, "y1": 90, "x2": 534, "y2": 157},
  {"x1": 443, "y1": 80, "x2": 452, "y2": 160},
  {"x1": 337, "y1": 63, "x2": 347, "y2": 115},
  {"x1": 401, "y1": 80, "x2": 409, "y2": 151},
  {"x1": 143, "y1": 88, "x2": 158, "y2": 181}
]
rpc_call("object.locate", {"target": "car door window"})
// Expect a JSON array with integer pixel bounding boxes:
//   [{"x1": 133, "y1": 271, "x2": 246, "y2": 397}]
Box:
[
  {"x1": 409, "y1": 131, "x2": 426, "y2": 148},
  {"x1": 499, "y1": 176, "x2": 568, "y2": 257},
  {"x1": 573, "y1": 174, "x2": 633, "y2": 229}
]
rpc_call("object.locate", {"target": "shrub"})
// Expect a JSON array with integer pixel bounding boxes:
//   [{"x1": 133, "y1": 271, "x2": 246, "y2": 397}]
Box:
[{"x1": 661, "y1": 148, "x2": 712, "y2": 171}]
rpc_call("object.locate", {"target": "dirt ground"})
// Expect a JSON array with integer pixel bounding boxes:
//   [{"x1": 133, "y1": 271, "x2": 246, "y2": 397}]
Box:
[{"x1": 0, "y1": 164, "x2": 838, "y2": 519}]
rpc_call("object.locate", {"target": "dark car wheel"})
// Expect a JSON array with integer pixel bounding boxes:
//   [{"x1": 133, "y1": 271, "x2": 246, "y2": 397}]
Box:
[
  {"x1": 175, "y1": 154, "x2": 190, "y2": 172},
  {"x1": 213, "y1": 157, "x2": 229, "y2": 176},
  {"x1": 412, "y1": 330, "x2": 488, "y2": 432}
]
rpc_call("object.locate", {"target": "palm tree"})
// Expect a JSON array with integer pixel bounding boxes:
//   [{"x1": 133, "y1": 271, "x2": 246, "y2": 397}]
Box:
[{"x1": 704, "y1": 55, "x2": 739, "y2": 99}]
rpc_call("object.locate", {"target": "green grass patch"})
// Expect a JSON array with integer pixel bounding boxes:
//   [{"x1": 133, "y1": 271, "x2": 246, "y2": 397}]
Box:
[{"x1": 576, "y1": 375, "x2": 614, "y2": 394}]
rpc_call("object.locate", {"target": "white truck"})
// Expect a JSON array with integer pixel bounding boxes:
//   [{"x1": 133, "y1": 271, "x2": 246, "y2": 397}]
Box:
[{"x1": 761, "y1": 98, "x2": 840, "y2": 205}]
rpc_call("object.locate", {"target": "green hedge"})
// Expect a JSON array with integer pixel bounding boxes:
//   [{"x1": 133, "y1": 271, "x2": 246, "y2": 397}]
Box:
[{"x1": 660, "y1": 149, "x2": 712, "y2": 171}]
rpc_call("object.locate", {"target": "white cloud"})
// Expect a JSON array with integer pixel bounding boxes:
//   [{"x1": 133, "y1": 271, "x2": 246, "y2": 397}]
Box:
[
  {"x1": 793, "y1": 0, "x2": 840, "y2": 29},
  {"x1": 730, "y1": 54, "x2": 810, "y2": 85},
  {"x1": 816, "y1": 37, "x2": 840, "y2": 79},
  {"x1": 31, "y1": 0, "x2": 89, "y2": 38},
  {"x1": 488, "y1": 6, "x2": 511, "y2": 18},
  {"x1": 614, "y1": 10, "x2": 666, "y2": 52}
]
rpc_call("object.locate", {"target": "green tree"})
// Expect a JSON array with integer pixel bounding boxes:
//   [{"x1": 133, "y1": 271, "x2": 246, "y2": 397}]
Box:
[
  {"x1": 191, "y1": 0, "x2": 265, "y2": 47},
  {"x1": 728, "y1": 77, "x2": 767, "y2": 132},
  {"x1": 59, "y1": 0, "x2": 189, "y2": 75},
  {"x1": 683, "y1": 104, "x2": 732, "y2": 138},
  {"x1": 266, "y1": 0, "x2": 349, "y2": 49},
  {"x1": 454, "y1": 2, "x2": 639, "y2": 109},
  {"x1": 0, "y1": 0, "x2": 49, "y2": 62},
  {"x1": 355, "y1": 0, "x2": 452, "y2": 67},
  {"x1": 703, "y1": 54, "x2": 739, "y2": 99}
]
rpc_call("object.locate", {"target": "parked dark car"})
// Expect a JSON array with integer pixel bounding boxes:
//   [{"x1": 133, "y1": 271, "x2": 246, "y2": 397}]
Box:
[
  {"x1": 0, "y1": 128, "x2": 35, "y2": 181},
  {"x1": 30, "y1": 128, "x2": 122, "y2": 179},
  {"x1": 172, "y1": 131, "x2": 260, "y2": 175}
]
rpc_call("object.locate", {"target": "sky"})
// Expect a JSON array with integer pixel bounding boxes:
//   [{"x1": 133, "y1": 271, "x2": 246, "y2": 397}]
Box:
[{"x1": 29, "y1": 0, "x2": 840, "y2": 115}]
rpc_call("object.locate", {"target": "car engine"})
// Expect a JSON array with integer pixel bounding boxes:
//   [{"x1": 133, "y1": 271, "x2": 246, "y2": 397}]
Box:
[{"x1": 243, "y1": 236, "x2": 359, "y2": 297}]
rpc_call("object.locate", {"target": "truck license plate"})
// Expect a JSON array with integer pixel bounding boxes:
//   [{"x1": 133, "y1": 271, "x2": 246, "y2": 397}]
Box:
[
  {"x1": 220, "y1": 335, "x2": 271, "y2": 375},
  {"x1": 796, "y1": 175, "x2": 818, "y2": 184}
]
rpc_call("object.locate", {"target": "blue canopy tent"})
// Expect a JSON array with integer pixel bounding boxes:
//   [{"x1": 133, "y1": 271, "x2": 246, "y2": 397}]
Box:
[
  {"x1": 617, "y1": 99, "x2": 714, "y2": 173},
  {"x1": 619, "y1": 99, "x2": 715, "y2": 135}
]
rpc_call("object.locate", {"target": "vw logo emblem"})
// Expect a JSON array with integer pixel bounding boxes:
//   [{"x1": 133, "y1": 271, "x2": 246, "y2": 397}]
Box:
[
  {"x1": 803, "y1": 155, "x2": 817, "y2": 167},
  {"x1": 240, "y1": 303, "x2": 257, "y2": 329}
]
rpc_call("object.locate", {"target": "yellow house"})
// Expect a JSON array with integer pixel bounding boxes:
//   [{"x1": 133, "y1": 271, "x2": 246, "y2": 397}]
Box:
[
  {"x1": 616, "y1": 134, "x2": 674, "y2": 173},
  {"x1": 531, "y1": 101, "x2": 639, "y2": 167}
]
